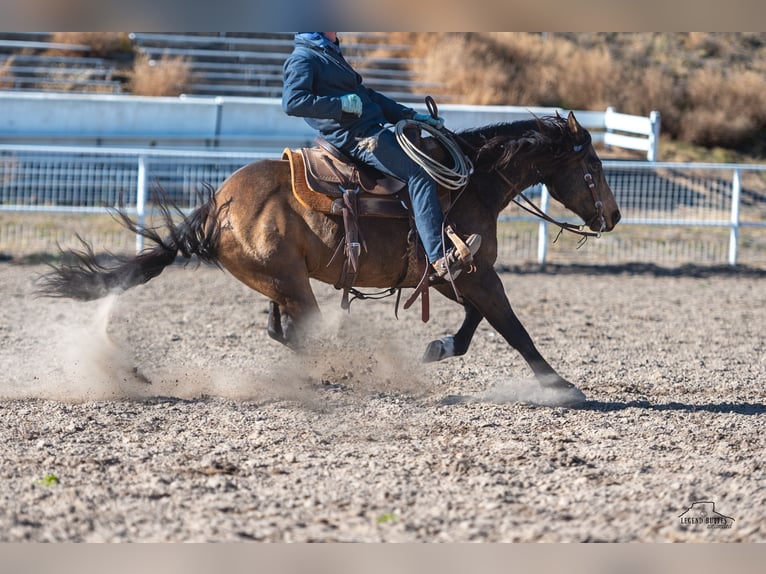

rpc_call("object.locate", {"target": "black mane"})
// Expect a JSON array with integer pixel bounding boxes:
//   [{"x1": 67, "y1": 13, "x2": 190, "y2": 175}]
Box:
[{"x1": 458, "y1": 115, "x2": 590, "y2": 173}]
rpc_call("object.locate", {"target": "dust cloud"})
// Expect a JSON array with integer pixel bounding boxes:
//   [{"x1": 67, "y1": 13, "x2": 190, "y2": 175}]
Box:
[
  {"x1": 441, "y1": 377, "x2": 588, "y2": 408},
  {"x1": 2, "y1": 288, "x2": 429, "y2": 406},
  {"x1": 479, "y1": 376, "x2": 587, "y2": 408}
]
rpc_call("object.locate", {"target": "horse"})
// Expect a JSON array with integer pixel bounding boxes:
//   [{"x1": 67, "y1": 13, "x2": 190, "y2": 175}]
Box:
[{"x1": 39, "y1": 112, "x2": 621, "y2": 404}]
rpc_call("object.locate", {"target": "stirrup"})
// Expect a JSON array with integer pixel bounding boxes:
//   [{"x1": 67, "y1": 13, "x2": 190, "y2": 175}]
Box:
[{"x1": 431, "y1": 233, "x2": 481, "y2": 281}]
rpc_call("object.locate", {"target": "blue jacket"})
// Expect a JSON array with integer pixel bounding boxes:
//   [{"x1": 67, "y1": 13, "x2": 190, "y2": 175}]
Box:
[{"x1": 282, "y1": 33, "x2": 415, "y2": 152}]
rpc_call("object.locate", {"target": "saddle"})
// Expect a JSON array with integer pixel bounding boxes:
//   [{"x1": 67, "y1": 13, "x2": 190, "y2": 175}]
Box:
[
  {"x1": 281, "y1": 134, "x2": 460, "y2": 320},
  {"x1": 282, "y1": 135, "x2": 450, "y2": 219}
]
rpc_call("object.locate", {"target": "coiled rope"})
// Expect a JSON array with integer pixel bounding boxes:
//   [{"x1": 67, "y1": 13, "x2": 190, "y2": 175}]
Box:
[{"x1": 394, "y1": 119, "x2": 473, "y2": 191}]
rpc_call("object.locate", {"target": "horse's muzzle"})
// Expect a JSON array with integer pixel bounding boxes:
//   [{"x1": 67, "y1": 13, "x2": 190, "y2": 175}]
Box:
[
  {"x1": 608, "y1": 209, "x2": 621, "y2": 229},
  {"x1": 606, "y1": 209, "x2": 622, "y2": 231},
  {"x1": 593, "y1": 208, "x2": 621, "y2": 232}
]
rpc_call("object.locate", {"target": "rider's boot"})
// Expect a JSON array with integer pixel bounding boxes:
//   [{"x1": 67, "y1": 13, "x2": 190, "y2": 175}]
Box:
[{"x1": 430, "y1": 233, "x2": 482, "y2": 282}]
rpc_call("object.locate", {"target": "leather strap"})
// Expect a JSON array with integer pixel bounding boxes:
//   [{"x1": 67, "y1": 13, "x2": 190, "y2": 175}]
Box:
[
  {"x1": 333, "y1": 188, "x2": 367, "y2": 310},
  {"x1": 402, "y1": 241, "x2": 430, "y2": 323},
  {"x1": 445, "y1": 224, "x2": 472, "y2": 264}
]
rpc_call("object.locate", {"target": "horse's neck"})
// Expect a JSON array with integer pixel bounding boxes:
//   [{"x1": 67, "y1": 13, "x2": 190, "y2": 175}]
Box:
[
  {"x1": 485, "y1": 165, "x2": 544, "y2": 214},
  {"x1": 459, "y1": 128, "x2": 548, "y2": 213}
]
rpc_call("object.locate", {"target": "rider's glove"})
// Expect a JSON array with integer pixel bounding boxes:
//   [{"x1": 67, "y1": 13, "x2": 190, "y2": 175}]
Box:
[
  {"x1": 413, "y1": 112, "x2": 445, "y2": 129},
  {"x1": 340, "y1": 94, "x2": 363, "y2": 116}
]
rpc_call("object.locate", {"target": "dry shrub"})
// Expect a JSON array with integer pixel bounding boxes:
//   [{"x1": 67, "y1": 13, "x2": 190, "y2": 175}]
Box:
[
  {"x1": 618, "y1": 68, "x2": 676, "y2": 114},
  {"x1": 615, "y1": 67, "x2": 683, "y2": 136},
  {"x1": 418, "y1": 32, "x2": 614, "y2": 109},
  {"x1": 683, "y1": 32, "x2": 707, "y2": 50},
  {"x1": 546, "y1": 41, "x2": 614, "y2": 109},
  {"x1": 419, "y1": 33, "x2": 516, "y2": 105},
  {"x1": 681, "y1": 68, "x2": 766, "y2": 148},
  {"x1": 128, "y1": 53, "x2": 191, "y2": 97},
  {"x1": 418, "y1": 33, "x2": 549, "y2": 105},
  {"x1": 49, "y1": 32, "x2": 132, "y2": 57},
  {"x1": 487, "y1": 32, "x2": 561, "y2": 105},
  {"x1": 0, "y1": 56, "x2": 14, "y2": 88}
]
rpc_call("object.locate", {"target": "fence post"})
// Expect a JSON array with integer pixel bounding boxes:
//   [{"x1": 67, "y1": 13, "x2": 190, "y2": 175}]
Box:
[
  {"x1": 604, "y1": 107, "x2": 614, "y2": 153},
  {"x1": 728, "y1": 168, "x2": 741, "y2": 267},
  {"x1": 647, "y1": 111, "x2": 661, "y2": 161},
  {"x1": 136, "y1": 155, "x2": 147, "y2": 253},
  {"x1": 537, "y1": 184, "x2": 550, "y2": 265}
]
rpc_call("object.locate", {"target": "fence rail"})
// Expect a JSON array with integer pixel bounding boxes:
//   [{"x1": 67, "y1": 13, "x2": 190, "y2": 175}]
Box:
[{"x1": 1, "y1": 145, "x2": 765, "y2": 267}]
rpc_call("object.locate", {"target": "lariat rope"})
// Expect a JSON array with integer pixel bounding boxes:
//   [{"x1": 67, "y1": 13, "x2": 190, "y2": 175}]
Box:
[{"x1": 394, "y1": 119, "x2": 473, "y2": 190}]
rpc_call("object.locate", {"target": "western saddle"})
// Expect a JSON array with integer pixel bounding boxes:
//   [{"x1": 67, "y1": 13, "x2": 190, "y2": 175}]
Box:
[{"x1": 281, "y1": 133, "x2": 460, "y2": 320}]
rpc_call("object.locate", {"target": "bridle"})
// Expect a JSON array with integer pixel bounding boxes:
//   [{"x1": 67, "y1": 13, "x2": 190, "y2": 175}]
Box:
[
  {"x1": 502, "y1": 148, "x2": 605, "y2": 241},
  {"x1": 580, "y1": 153, "x2": 607, "y2": 234},
  {"x1": 425, "y1": 96, "x2": 606, "y2": 241}
]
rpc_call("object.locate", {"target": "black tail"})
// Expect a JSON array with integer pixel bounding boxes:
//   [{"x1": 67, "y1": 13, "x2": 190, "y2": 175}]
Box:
[{"x1": 37, "y1": 186, "x2": 227, "y2": 301}]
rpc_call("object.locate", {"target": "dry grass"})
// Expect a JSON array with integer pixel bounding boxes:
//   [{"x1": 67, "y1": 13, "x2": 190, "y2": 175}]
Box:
[
  {"x1": 0, "y1": 56, "x2": 14, "y2": 89},
  {"x1": 127, "y1": 53, "x2": 191, "y2": 97},
  {"x1": 410, "y1": 32, "x2": 766, "y2": 157},
  {"x1": 416, "y1": 33, "x2": 614, "y2": 108},
  {"x1": 47, "y1": 32, "x2": 132, "y2": 57},
  {"x1": 680, "y1": 69, "x2": 766, "y2": 149}
]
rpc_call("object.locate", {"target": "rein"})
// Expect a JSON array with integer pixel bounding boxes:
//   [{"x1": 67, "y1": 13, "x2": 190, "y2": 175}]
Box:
[
  {"x1": 502, "y1": 166, "x2": 603, "y2": 241},
  {"x1": 445, "y1": 127, "x2": 604, "y2": 241}
]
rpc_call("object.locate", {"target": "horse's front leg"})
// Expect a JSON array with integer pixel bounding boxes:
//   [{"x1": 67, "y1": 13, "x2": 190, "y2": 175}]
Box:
[
  {"x1": 461, "y1": 269, "x2": 582, "y2": 395},
  {"x1": 423, "y1": 301, "x2": 483, "y2": 362}
]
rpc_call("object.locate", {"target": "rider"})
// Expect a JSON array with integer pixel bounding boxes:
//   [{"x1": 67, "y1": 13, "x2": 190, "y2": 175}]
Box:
[{"x1": 282, "y1": 32, "x2": 481, "y2": 280}]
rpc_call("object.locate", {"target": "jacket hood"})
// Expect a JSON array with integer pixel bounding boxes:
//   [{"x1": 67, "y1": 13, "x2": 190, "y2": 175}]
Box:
[{"x1": 295, "y1": 33, "x2": 341, "y2": 54}]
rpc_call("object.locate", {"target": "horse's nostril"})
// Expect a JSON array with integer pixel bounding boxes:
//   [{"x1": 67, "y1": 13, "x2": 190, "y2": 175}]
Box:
[{"x1": 612, "y1": 210, "x2": 622, "y2": 225}]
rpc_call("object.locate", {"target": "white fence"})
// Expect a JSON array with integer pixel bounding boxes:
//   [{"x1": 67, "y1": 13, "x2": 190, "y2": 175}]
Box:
[
  {"x1": 526, "y1": 162, "x2": 766, "y2": 266},
  {"x1": 0, "y1": 92, "x2": 661, "y2": 161},
  {"x1": 1, "y1": 145, "x2": 765, "y2": 267}
]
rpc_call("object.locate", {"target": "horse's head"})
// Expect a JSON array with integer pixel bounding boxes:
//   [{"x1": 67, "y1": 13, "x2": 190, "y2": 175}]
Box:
[{"x1": 543, "y1": 112, "x2": 621, "y2": 233}]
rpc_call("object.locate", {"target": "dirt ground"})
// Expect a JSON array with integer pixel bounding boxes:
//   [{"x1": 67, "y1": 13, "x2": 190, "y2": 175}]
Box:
[{"x1": 0, "y1": 261, "x2": 764, "y2": 542}]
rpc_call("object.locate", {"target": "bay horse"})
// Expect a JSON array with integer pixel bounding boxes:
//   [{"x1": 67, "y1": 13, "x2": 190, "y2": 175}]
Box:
[{"x1": 39, "y1": 112, "x2": 620, "y2": 404}]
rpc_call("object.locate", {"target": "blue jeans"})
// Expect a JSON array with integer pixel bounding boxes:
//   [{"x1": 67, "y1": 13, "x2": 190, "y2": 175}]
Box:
[{"x1": 348, "y1": 129, "x2": 445, "y2": 263}]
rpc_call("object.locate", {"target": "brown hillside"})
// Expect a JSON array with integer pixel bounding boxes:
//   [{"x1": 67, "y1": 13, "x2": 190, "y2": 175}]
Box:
[{"x1": 394, "y1": 32, "x2": 766, "y2": 158}]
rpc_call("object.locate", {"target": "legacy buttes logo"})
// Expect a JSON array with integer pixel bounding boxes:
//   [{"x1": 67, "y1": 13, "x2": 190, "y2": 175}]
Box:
[{"x1": 678, "y1": 501, "x2": 735, "y2": 529}]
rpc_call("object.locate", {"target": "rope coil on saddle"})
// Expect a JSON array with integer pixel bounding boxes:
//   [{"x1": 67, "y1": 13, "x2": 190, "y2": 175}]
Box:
[{"x1": 394, "y1": 119, "x2": 473, "y2": 190}]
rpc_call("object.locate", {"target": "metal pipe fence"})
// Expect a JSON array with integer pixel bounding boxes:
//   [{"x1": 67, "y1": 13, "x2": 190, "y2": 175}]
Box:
[
  {"x1": 519, "y1": 161, "x2": 766, "y2": 267},
  {"x1": 1, "y1": 145, "x2": 765, "y2": 267}
]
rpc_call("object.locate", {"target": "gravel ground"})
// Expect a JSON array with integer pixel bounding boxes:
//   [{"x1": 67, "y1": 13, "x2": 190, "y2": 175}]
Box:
[{"x1": 0, "y1": 262, "x2": 764, "y2": 542}]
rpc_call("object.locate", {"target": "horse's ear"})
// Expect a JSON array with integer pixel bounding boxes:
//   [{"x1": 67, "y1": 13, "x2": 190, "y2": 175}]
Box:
[{"x1": 566, "y1": 111, "x2": 582, "y2": 137}]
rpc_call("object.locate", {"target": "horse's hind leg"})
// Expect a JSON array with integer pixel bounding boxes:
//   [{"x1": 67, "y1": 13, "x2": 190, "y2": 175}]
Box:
[
  {"x1": 423, "y1": 301, "x2": 483, "y2": 362},
  {"x1": 267, "y1": 301, "x2": 285, "y2": 343},
  {"x1": 267, "y1": 299, "x2": 310, "y2": 350},
  {"x1": 222, "y1": 262, "x2": 319, "y2": 351}
]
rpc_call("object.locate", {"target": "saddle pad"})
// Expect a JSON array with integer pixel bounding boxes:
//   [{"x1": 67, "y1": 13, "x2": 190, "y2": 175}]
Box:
[{"x1": 282, "y1": 148, "x2": 409, "y2": 219}]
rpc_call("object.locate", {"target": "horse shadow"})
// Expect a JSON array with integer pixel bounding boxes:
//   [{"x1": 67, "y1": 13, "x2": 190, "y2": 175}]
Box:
[
  {"x1": 496, "y1": 261, "x2": 766, "y2": 278},
  {"x1": 441, "y1": 394, "x2": 766, "y2": 415},
  {"x1": 577, "y1": 399, "x2": 766, "y2": 415}
]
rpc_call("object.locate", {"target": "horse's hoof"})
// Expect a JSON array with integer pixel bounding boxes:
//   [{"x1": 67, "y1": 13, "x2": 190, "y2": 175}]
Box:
[
  {"x1": 537, "y1": 375, "x2": 586, "y2": 407},
  {"x1": 554, "y1": 385, "x2": 586, "y2": 407},
  {"x1": 539, "y1": 374, "x2": 575, "y2": 390},
  {"x1": 422, "y1": 336, "x2": 455, "y2": 363}
]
